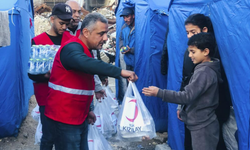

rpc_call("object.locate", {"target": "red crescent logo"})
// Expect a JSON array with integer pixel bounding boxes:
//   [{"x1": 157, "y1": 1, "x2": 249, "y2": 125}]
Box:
[
  {"x1": 126, "y1": 99, "x2": 138, "y2": 122},
  {"x1": 96, "y1": 116, "x2": 101, "y2": 127}
]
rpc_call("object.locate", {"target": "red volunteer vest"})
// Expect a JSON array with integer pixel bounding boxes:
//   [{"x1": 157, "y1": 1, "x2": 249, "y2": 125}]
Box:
[
  {"x1": 65, "y1": 29, "x2": 81, "y2": 37},
  {"x1": 45, "y1": 37, "x2": 95, "y2": 125},
  {"x1": 32, "y1": 32, "x2": 73, "y2": 106}
]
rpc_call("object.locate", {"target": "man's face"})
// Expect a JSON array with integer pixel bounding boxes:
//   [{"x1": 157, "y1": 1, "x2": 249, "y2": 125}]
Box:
[
  {"x1": 185, "y1": 24, "x2": 202, "y2": 39},
  {"x1": 86, "y1": 21, "x2": 108, "y2": 50},
  {"x1": 51, "y1": 17, "x2": 70, "y2": 35},
  {"x1": 123, "y1": 14, "x2": 135, "y2": 26},
  {"x1": 188, "y1": 45, "x2": 207, "y2": 64},
  {"x1": 68, "y1": 1, "x2": 81, "y2": 27}
]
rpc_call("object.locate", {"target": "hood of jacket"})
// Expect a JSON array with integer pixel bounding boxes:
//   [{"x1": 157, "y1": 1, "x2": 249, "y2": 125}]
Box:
[{"x1": 195, "y1": 58, "x2": 222, "y2": 83}]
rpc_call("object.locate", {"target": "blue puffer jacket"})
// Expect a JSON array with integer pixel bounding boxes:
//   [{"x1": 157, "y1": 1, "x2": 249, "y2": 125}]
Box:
[{"x1": 121, "y1": 25, "x2": 135, "y2": 67}]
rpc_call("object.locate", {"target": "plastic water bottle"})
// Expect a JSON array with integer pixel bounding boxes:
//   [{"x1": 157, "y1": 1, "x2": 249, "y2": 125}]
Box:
[
  {"x1": 40, "y1": 45, "x2": 46, "y2": 58},
  {"x1": 49, "y1": 48, "x2": 55, "y2": 58},
  {"x1": 28, "y1": 58, "x2": 35, "y2": 74},
  {"x1": 28, "y1": 44, "x2": 60, "y2": 74},
  {"x1": 30, "y1": 46, "x2": 36, "y2": 58},
  {"x1": 48, "y1": 57, "x2": 53, "y2": 70},
  {"x1": 35, "y1": 59, "x2": 42, "y2": 74},
  {"x1": 34, "y1": 45, "x2": 40, "y2": 58},
  {"x1": 42, "y1": 58, "x2": 49, "y2": 73},
  {"x1": 54, "y1": 45, "x2": 60, "y2": 51},
  {"x1": 45, "y1": 45, "x2": 51, "y2": 58}
]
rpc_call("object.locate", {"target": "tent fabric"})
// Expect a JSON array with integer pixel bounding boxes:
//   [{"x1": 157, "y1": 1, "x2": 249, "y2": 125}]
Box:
[
  {"x1": 167, "y1": 0, "x2": 250, "y2": 150},
  {"x1": 116, "y1": 0, "x2": 250, "y2": 150},
  {"x1": 0, "y1": 0, "x2": 34, "y2": 138},
  {"x1": 115, "y1": 0, "x2": 169, "y2": 132}
]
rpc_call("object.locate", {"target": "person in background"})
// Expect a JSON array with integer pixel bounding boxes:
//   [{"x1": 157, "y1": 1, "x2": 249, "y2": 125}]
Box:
[
  {"x1": 28, "y1": 3, "x2": 73, "y2": 150},
  {"x1": 43, "y1": 12, "x2": 138, "y2": 150},
  {"x1": 65, "y1": 0, "x2": 82, "y2": 37},
  {"x1": 143, "y1": 33, "x2": 220, "y2": 150},
  {"x1": 179, "y1": 13, "x2": 232, "y2": 150},
  {"x1": 118, "y1": 7, "x2": 135, "y2": 103}
]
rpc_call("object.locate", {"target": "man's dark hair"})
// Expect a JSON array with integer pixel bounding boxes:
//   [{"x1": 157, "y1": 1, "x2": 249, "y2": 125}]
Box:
[
  {"x1": 188, "y1": 32, "x2": 216, "y2": 57},
  {"x1": 81, "y1": 12, "x2": 108, "y2": 32},
  {"x1": 185, "y1": 13, "x2": 214, "y2": 34}
]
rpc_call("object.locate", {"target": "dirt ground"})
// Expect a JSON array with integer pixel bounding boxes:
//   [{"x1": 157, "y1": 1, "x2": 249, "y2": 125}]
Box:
[
  {"x1": 0, "y1": 95, "x2": 40, "y2": 150},
  {"x1": 0, "y1": 78, "x2": 168, "y2": 150}
]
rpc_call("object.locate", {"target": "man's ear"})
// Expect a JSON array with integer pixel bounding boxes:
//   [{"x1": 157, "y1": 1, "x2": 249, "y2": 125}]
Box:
[
  {"x1": 203, "y1": 48, "x2": 210, "y2": 56},
  {"x1": 50, "y1": 16, "x2": 55, "y2": 25},
  {"x1": 82, "y1": 28, "x2": 89, "y2": 38},
  {"x1": 202, "y1": 27, "x2": 208, "y2": 33}
]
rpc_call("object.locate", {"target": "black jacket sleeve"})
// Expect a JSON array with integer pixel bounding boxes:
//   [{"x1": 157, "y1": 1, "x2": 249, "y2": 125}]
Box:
[
  {"x1": 28, "y1": 73, "x2": 49, "y2": 82},
  {"x1": 60, "y1": 42, "x2": 122, "y2": 78}
]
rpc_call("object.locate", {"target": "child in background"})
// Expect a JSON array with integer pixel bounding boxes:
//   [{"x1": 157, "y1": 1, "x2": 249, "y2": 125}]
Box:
[{"x1": 143, "y1": 33, "x2": 221, "y2": 150}]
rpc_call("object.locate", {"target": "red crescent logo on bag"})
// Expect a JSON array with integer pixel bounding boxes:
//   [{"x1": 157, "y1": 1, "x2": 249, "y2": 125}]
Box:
[
  {"x1": 96, "y1": 116, "x2": 101, "y2": 127},
  {"x1": 126, "y1": 99, "x2": 138, "y2": 122}
]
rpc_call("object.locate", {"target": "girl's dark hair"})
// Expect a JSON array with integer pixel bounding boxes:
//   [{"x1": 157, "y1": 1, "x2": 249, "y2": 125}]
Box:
[{"x1": 185, "y1": 13, "x2": 214, "y2": 34}]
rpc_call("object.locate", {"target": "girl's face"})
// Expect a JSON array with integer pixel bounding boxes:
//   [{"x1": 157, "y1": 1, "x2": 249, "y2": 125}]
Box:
[{"x1": 185, "y1": 24, "x2": 208, "y2": 39}]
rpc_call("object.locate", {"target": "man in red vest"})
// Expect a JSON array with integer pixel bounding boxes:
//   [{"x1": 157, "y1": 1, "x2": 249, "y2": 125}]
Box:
[
  {"x1": 28, "y1": 3, "x2": 73, "y2": 150},
  {"x1": 65, "y1": 0, "x2": 106, "y2": 104},
  {"x1": 44, "y1": 12, "x2": 138, "y2": 150}
]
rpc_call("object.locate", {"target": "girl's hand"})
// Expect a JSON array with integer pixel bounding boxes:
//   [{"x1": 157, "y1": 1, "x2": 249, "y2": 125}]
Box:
[{"x1": 142, "y1": 86, "x2": 159, "y2": 97}]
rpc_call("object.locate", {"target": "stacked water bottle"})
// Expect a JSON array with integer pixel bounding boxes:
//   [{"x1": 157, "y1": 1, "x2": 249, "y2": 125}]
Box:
[{"x1": 28, "y1": 45, "x2": 60, "y2": 74}]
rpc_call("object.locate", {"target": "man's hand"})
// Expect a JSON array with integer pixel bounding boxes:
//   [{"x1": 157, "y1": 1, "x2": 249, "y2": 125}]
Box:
[
  {"x1": 44, "y1": 70, "x2": 51, "y2": 78},
  {"x1": 142, "y1": 86, "x2": 159, "y2": 97},
  {"x1": 95, "y1": 89, "x2": 106, "y2": 100},
  {"x1": 121, "y1": 46, "x2": 131, "y2": 54},
  {"x1": 177, "y1": 110, "x2": 182, "y2": 121},
  {"x1": 121, "y1": 70, "x2": 138, "y2": 82},
  {"x1": 88, "y1": 111, "x2": 96, "y2": 125},
  {"x1": 101, "y1": 78, "x2": 108, "y2": 86}
]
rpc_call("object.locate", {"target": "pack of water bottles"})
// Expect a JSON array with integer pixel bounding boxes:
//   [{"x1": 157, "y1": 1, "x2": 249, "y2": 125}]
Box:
[{"x1": 28, "y1": 45, "x2": 60, "y2": 74}]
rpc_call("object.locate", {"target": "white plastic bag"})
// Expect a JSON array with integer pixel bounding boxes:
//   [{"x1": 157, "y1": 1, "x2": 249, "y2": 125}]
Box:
[
  {"x1": 101, "y1": 98, "x2": 118, "y2": 134},
  {"x1": 88, "y1": 125, "x2": 113, "y2": 150},
  {"x1": 31, "y1": 104, "x2": 40, "y2": 122},
  {"x1": 35, "y1": 117, "x2": 43, "y2": 145},
  {"x1": 103, "y1": 86, "x2": 118, "y2": 132},
  {"x1": 94, "y1": 100, "x2": 116, "y2": 138},
  {"x1": 105, "y1": 86, "x2": 119, "y2": 110},
  {"x1": 117, "y1": 81, "x2": 156, "y2": 141},
  {"x1": 110, "y1": 111, "x2": 117, "y2": 134}
]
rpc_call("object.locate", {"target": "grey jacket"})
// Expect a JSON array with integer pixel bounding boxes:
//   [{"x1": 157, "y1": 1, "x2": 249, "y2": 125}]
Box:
[{"x1": 157, "y1": 58, "x2": 221, "y2": 130}]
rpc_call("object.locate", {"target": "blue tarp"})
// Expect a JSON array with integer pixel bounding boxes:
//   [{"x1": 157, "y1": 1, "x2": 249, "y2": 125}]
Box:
[
  {"x1": 116, "y1": 0, "x2": 250, "y2": 150},
  {"x1": 116, "y1": 0, "x2": 170, "y2": 132},
  {"x1": 0, "y1": 0, "x2": 34, "y2": 138}
]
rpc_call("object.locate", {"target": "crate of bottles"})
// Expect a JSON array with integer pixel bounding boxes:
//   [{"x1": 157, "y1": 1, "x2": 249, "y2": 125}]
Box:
[{"x1": 28, "y1": 45, "x2": 60, "y2": 74}]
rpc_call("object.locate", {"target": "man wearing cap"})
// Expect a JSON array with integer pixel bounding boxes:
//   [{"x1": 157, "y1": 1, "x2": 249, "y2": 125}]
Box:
[
  {"x1": 118, "y1": 7, "x2": 135, "y2": 103},
  {"x1": 28, "y1": 3, "x2": 73, "y2": 150},
  {"x1": 44, "y1": 12, "x2": 138, "y2": 150}
]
